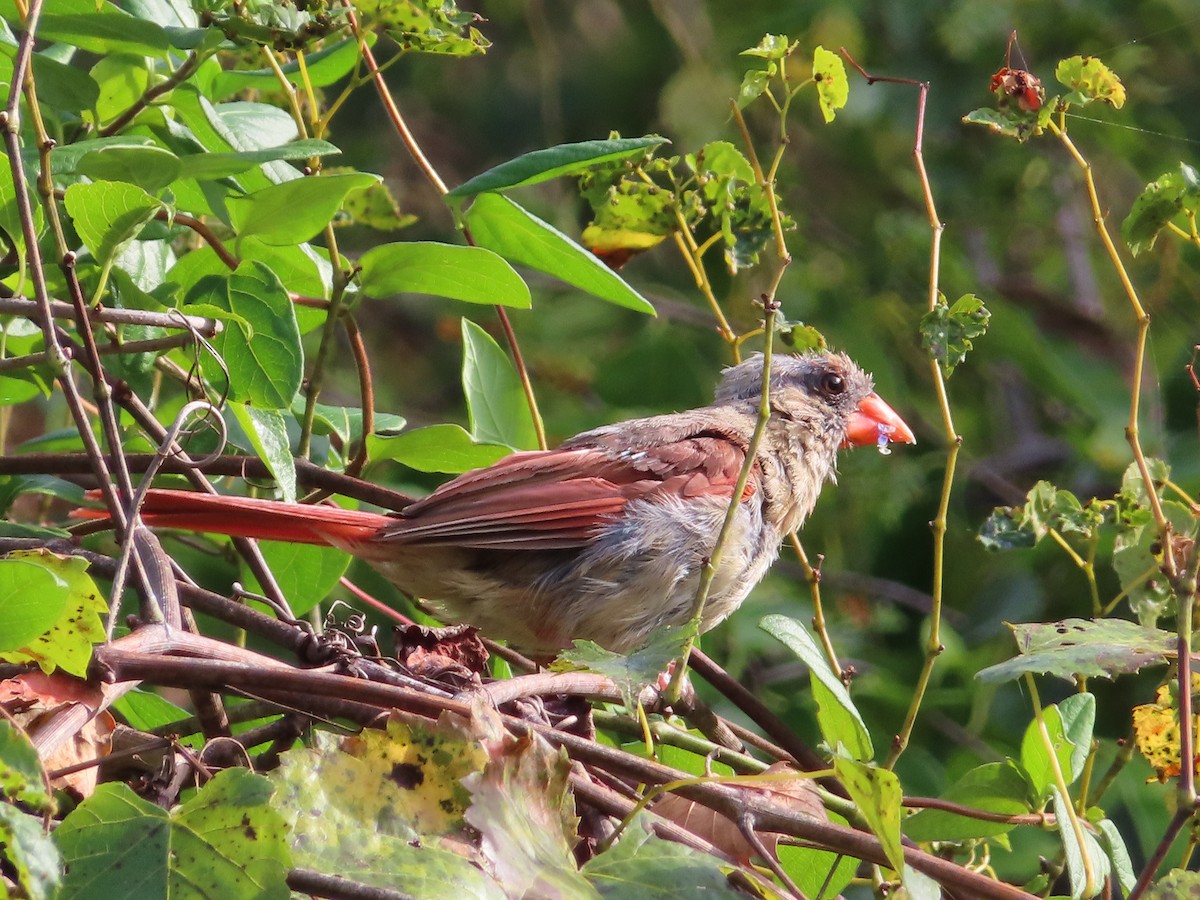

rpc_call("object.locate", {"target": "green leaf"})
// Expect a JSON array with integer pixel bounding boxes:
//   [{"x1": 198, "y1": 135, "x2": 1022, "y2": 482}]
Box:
[
  {"x1": 1096, "y1": 819, "x2": 1135, "y2": 895},
  {"x1": 1145, "y1": 869, "x2": 1200, "y2": 899},
  {"x1": 0, "y1": 550, "x2": 106, "y2": 676},
  {"x1": 1122, "y1": 163, "x2": 1200, "y2": 256},
  {"x1": 212, "y1": 35, "x2": 372, "y2": 98},
  {"x1": 357, "y1": 0, "x2": 491, "y2": 56},
  {"x1": 359, "y1": 241, "x2": 531, "y2": 308},
  {"x1": 229, "y1": 404, "x2": 296, "y2": 503},
  {"x1": 1113, "y1": 499, "x2": 1195, "y2": 627},
  {"x1": 760, "y1": 615, "x2": 872, "y2": 760},
  {"x1": 180, "y1": 139, "x2": 341, "y2": 181},
  {"x1": 554, "y1": 622, "x2": 696, "y2": 709},
  {"x1": 1056, "y1": 55, "x2": 1126, "y2": 109},
  {"x1": 962, "y1": 106, "x2": 1047, "y2": 142},
  {"x1": 76, "y1": 146, "x2": 182, "y2": 194},
  {"x1": 367, "y1": 423, "x2": 510, "y2": 474},
  {"x1": 63, "y1": 181, "x2": 163, "y2": 266},
  {"x1": 448, "y1": 136, "x2": 669, "y2": 199},
  {"x1": 34, "y1": 6, "x2": 170, "y2": 57},
  {"x1": 740, "y1": 34, "x2": 791, "y2": 60},
  {"x1": 812, "y1": 46, "x2": 848, "y2": 123},
  {"x1": 977, "y1": 619, "x2": 1175, "y2": 684},
  {"x1": 1058, "y1": 693, "x2": 1096, "y2": 783},
  {"x1": 464, "y1": 194, "x2": 654, "y2": 314},
  {"x1": 293, "y1": 399, "x2": 406, "y2": 448},
  {"x1": 736, "y1": 67, "x2": 773, "y2": 109},
  {"x1": 243, "y1": 541, "x2": 352, "y2": 617},
  {"x1": 903, "y1": 761, "x2": 1030, "y2": 841},
  {"x1": 0, "y1": 47, "x2": 101, "y2": 114},
  {"x1": 776, "y1": 817, "x2": 856, "y2": 899},
  {"x1": 112, "y1": 689, "x2": 190, "y2": 732},
  {"x1": 833, "y1": 757, "x2": 903, "y2": 873},
  {"x1": 0, "y1": 149, "x2": 42, "y2": 257},
  {"x1": 0, "y1": 803, "x2": 60, "y2": 900},
  {"x1": 461, "y1": 318, "x2": 538, "y2": 449},
  {"x1": 582, "y1": 815, "x2": 742, "y2": 898},
  {"x1": 89, "y1": 53, "x2": 151, "y2": 127},
  {"x1": 1019, "y1": 697, "x2": 1092, "y2": 800},
  {"x1": 920, "y1": 293, "x2": 990, "y2": 377},
  {"x1": 56, "y1": 769, "x2": 290, "y2": 899},
  {"x1": 1052, "y1": 786, "x2": 1109, "y2": 900},
  {"x1": 0, "y1": 720, "x2": 52, "y2": 812},
  {"x1": 0, "y1": 558, "x2": 68, "y2": 650},
  {"x1": 978, "y1": 507, "x2": 1039, "y2": 551},
  {"x1": 203, "y1": 262, "x2": 304, "y2": 410},
  {"x1": 228, "y1": 172, "x2": 378, "y2": 246}
]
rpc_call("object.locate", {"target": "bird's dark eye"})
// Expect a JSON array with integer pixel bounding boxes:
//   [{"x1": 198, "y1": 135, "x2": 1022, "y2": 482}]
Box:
[{"x1": 819, "y1": 372, "x2": 846, "y2": 396}]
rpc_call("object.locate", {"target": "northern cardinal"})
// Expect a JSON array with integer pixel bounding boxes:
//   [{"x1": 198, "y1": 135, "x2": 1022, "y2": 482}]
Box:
[{"x1": 92, "y1": 351, "x2": 913, "y2": 657}]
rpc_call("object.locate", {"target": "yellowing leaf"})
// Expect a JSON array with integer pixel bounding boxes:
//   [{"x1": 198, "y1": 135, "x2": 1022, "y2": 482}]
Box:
[{"x1": 812, "y1": 46, "x2": 849, "y2": 123}]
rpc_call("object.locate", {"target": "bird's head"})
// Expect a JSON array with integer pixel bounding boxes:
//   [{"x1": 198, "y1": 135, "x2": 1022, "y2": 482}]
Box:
[{"x1": 714, "y1": 351, "x2": 915, "y2": 452}]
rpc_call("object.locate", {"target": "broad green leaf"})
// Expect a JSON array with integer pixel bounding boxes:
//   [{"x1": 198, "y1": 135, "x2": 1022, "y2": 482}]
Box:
[
  {"x1": 461, "y1": 318, "x2": 538, "y2": 449},
  {"x1": 179, "y1": 139, "x2": 341, "y2": 181},
  {"x1": 56, "y1": 769, "x2": 290, "y2": 899},
  {"x1": 336, "y1": 176, "x2": 416, "y2": 230},
  {"x1": 112, "y1": 689, "x2": 190, "y2": 732},
  {"x1": 464, "y1": 194, "x2": 654, "y2": 314},
  {"x1": 360, "y1": 241, "x2": 531, "y2": 308},
  {"x1": 0, "y1": 47, "x2": 100, "y2": 114},
  {"x1": 920, "y1": 293, "x2": 990, "y2": 377},
  {"x1": 1056, "y1": 55, "x2": 1126, "y2": 109},
  {"x1": 833, "y1": 757, "x2": 903, "y2": 873},
  {"x1": 0, "y1": 558, "x2": 67, "y2": 650},
  {"x1": 977, "y1": 619, "x2": 1175, "y2": 684},
  {"x1": 243, "y1": 541, "x2": 351, "y2": 617},
  {"x1": 582, "y1": 815, "x2": 741, "y2": 898},
  {"x1": 63, "y1": 181, "x2": 163, "y2": 266},
  {"x1": 1122, "y1": 163, "x2": 1200, "y2": 256},
  {"x1": 812, "y1": 45, "x2": 848, "y2": 123},
  {"x1": 1020, "y1": 697, "x2": 1092, "y2": 800},
  {"x1": 228, "y1": 172, "x2": 379, "y2": 246},
  {"x1": 34, "y1": 6, "x2": 170, "y2": 57},
  {"x1": 760, "y1": 615, "x2": 872, "y2": 760},
  {"x1": 903, "y1": 761, "x2": 1030, "y2": 841},
  {"x1": 0, "y1": 803, "x2": 60, "y2": 900},
  {"x1": 367, "y1": 423, "x2": 510, "y2": 474},
  {"x1": 736, "y1": 67, "x2": 773, "y2": 108},
  {"x1": 89, "y1": 53, "x2": 151, "y2": 126},
  {"x1": 1113, "y1": 499, "x2": 1194, "y2": 627},
  {"x1": 0, "y1": 550, "x2": 106, "y2": 676},
  {"x1": 200, "y1": 262, "x2": 304, "y2": 409},
  {"x1": 448, "y1": 136, "x2": 669, "y2": 199},
  {"x1": 229, "y1": 404, "x2": 296, "y2": 503},
  {"x1": 76, "y1": 146, "x2": 182, "y2": 194},
  {"x1": 50, "y1": 136, "x2": 157, "y2": 176}
]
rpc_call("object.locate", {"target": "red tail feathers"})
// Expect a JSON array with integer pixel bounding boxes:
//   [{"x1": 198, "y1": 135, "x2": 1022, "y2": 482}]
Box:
[{"x1": 75, "y1": 489, "x2": 392, "y2": 549}]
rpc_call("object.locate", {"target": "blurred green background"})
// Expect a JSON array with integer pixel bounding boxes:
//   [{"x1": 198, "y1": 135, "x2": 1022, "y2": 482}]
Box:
[{"x1": 314, "y1": 0, "x2": 1200, "y2": 874}]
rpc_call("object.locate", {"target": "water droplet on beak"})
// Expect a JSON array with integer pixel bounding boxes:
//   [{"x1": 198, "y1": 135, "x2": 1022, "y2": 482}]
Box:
[{"x1": 876, "y1": 424, "x2": 895, "y2": 456}]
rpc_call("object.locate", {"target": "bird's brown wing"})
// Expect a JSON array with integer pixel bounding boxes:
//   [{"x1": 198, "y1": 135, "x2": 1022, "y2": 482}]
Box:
[{"x1": 379, "y1": 435, "x2": 752, "y2": 550}]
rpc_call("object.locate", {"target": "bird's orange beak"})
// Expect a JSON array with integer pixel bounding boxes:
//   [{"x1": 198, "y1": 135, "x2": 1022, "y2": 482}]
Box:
[{"x1": 843, "y1": 393, "x2": 916, "y2": 450}]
